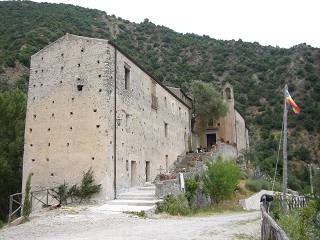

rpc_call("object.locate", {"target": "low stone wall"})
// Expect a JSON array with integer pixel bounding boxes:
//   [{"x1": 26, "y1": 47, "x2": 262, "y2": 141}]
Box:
[
  {"x1": 261, "y1": 203, "x2": 289, "y2": 240},
  {"x1": 155, "y1": 179, "x2": 181, "y2": 199}
]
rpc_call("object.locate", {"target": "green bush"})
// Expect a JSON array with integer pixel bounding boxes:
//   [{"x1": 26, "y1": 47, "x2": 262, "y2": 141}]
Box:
[
  {"x1": 156, "y1": 195, "x2": 190, "y2": 216},
  {"x1": 185, "y1": 178, "x2": 198, "y2": 208},
  {"x1": 22, "y1": 173, "x2": 32, "y2": 218},
  {"x1": 245, "y1": 178, "x2": 273, "y2": 192},
  {"x1": 203, "y1": 157, "x2": 241, "y2": 205},
  {"x1": 278, "y1": 200, "x2": 319, "y2": 240}
]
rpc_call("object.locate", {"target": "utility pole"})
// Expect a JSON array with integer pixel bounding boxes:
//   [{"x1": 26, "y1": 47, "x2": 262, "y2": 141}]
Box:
[
  {"x1": 309, "y1": 164, "x2": 314, "y2": 195},
  {"x1": 283, "y1": 84, "x2": 288, "y2": 212}
]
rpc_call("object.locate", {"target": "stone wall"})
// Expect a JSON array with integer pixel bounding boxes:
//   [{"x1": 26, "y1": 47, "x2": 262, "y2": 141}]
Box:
[
  {"x1": 22, "y1": 34, "x2": 115, "y2": 200},
  {"x1": 23, "y1": 34, "x2": 191, "y2": 201}
]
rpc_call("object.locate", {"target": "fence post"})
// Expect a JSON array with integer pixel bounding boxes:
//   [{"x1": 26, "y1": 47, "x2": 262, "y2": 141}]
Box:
[
  {"x1": 8, "y1": 195, "x2": 12, "y2": 223},
  {"x1": 46, "y1": 189, "x2": 49, "y2": 207}
]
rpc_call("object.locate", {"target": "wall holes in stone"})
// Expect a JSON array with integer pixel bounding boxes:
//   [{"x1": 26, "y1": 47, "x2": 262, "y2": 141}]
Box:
[
  {"x1": 96, "y1": 125, "x2": 100, "y2": 128},
  {"x1": 98, "y1": 74, "x2": 101, "y2": 78},
  {"x1": 29, "y1": 128, "x2": 32, "y2": 132},
  {"x1": 46, "y1": 158, "x2": 49, "y2": 162},
  {"x1": 70, "y1": 112, "x2": 73, "y2": 116},
  {"x1": 97, "y1": 60, "x2": 100, "y2": 64},
  {"x1": 66, "y1": 142, "x2": 70, "y2": 147},
  {"x1": 51, "y1": 173, "x2": 54, "y2": 177},
  {"x1": 48, "y1": 128, "x2": 51, "y2": 131},
  {"x1": 52, "y1": 100, "x2": 55, "y2": 104},
  {"x1": 78, "y1": 63, "x2": 81, "y2": 67},
  {"x1": 77, "y1": 85, "x2": 83, "y2": 91},
  {"x1": 60, "y1": 81, "x2": 63, "y2": 84},
  {"x1": 33, "y1": 114, "x2": 37, "y2": 119},
  {"x1": 30, "y1": 144, "x2": 33, "y2": 147},
  {"x1": 99, "y1": 89, "x2": 102, "y2": 92},
  {"x1": 35, "y1": 70, "x2": 38, "y2": 74},
  {"x1": 51, "y1": 113, "x2": 55, "y2": 117},
  {"x1": 70, "y1": 126, "x2": 73, "y2": 130},
  {"x1": 48, "y1": 143, "x2": 51, "y2": 147},
  {"x1": 32, "y1": 159, "x2": 35, "y2": 162},
  {"x1": 81, "y1": 48, "x2": 84, "y2": 52},
  {"x1": 91, "y1": 157, "x2": 95, "y2": 160},
  {"x1": 93, "y1": 109, "x2": 97, "y2": 112}
]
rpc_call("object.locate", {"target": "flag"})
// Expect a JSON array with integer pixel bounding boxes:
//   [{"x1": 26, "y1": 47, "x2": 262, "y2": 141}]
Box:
[{"x1": 285, "y1": 89, "x2": 300, "y2": 114}]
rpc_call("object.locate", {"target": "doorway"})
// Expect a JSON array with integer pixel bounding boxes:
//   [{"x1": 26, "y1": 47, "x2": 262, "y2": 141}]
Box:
[
  {"x1": 206, "y1": 133, "x2": 216, "y2": 150},
  {"x1": 145, "y1": 161, "x2": 150, "y2": 182},
  {"x1": 131, "y1": 161, "x2": 137, "y2": 186}
]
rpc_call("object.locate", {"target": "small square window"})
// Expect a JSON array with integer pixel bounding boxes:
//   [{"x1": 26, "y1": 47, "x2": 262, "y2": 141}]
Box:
[{"x1": 77, "y1": 85, "x2": 83, "y2": 91}]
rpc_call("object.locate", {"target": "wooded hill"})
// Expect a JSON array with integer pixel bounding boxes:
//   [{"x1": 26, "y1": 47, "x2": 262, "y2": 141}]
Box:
[{"x1": 0, "y1": 0, "x2": 319, "y2": 220}]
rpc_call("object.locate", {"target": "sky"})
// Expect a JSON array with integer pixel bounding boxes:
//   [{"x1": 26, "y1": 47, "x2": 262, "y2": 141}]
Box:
[{"x1": 31, "y1": 0, "x2": 320, "y2": 48}]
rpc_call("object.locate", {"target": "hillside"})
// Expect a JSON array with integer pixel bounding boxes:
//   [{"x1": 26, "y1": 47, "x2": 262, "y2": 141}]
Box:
[{"x1": 0, "y1": 0, "x2": 319, "y2": 220}]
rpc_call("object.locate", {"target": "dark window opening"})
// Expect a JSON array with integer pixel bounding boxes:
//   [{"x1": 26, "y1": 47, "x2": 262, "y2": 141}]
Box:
[
  {"x1": 52, "y1": 101, "x2": 55, "y2": 104},
  {"x1": 124, "y1": 66, "x2": 130, "y2": 90},
  {"x1": 99, "y1": 89, "x2": 102, "y2": 92},
  {"x1": 29, "y1": 128, "x2": 32, "y2": 132},
  {"x1": 164, "y1": 122, "x2": 168, "y2": 137},
  {"x1": 70, "y1": 112, "x2": 73, "y2": 116},
  {"x1": 61, "y1": 53, "x2": 64, "y2": 57},
  {"x1": 72, "y1": 97, "x2": 74, "y2": 101},
  {"x1": 93, "y1": 109, "x2": 97, "y2": 112},
  {"x1": 77, "y1": 85, "x2": 83, "y2": 91},
  {"x1": 51, "y1": 173, "x2": 54, "y2": 176},
  {"x1": 217, "y1": 122, "x2": 220, "y2": 127},
  {"x1": 48, "y1": 128, "x2": 51, "y2": 131},
  {"x1": 67, "y1": 142, "x2": 70, "y2": 147},
  {"x1": 98, "y1": 74, "x2": 101, "y2": 78},
  {"x1": 33, "y1": 114, "x2": 37, "y2": 119},
  {"x1": 60, "y1": 81, "x2": 62, "y2": 84},
  {"x1": 32, "y1": 159, "x2": 35, "y2": 162},
  {"x1": 97, "y1": 60, "x2": 100, "y2": 64},
  {"x1": 91, "y1": 157, "x2": 95, "y2": 160},
  {"x1": 81, "y1": 48, "x2": 84, "y2": 52},
  {"x1": 225, "y1": 88, "x2": 232, "y2": 100},
  {"x1": 126, "y1": 160, "x2": 129, "y2": 171},
  {"x1": 48, "y1": 143, "x2": 50, "y2": 146},
  {"x1": 51, "y1": 113, "x2": 54, "y2": 117},
  {"x1": 70, "y1": 126, "x2": 73, "y2": 130},
  {"x1": 96, "y1": 125, "x2": 100, "y2": 128},
  {"x1": 30, "y1": 144, "x2": 33, "y2": 147}
]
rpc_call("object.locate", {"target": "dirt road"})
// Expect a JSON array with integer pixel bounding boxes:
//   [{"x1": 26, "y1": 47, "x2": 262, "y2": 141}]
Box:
[{"x1": 0, "y1": 206, "x2": 260, "y2": 240}]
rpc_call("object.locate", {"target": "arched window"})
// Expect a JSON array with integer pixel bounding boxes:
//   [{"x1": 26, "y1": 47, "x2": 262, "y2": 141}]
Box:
[{"x1": 225, "y1": 88, "x2": 232, "y2": 100}]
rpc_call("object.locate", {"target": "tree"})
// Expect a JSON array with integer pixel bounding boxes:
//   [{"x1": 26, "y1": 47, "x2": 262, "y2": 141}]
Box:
[
  {"x1": 189, "y1": 80, "x2": 228, "y2": 134},
  {"x1": 22, "y1": 173, "x2": 32, "y2": 218},
  {"x1": 203, "y1": 157, "x2": 241, "y2": 205}
]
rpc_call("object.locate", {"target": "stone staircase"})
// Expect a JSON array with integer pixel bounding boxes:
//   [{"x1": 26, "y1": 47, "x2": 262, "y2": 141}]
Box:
[{"x1": 93, "y1": 183, "x2": 161, "y2": 213}]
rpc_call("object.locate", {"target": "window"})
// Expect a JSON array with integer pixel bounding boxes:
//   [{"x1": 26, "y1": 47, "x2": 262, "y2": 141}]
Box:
[
  {"x1": 164, "y1": 122, "x2": 168, "y2": 137},
  {"x1": 124, "y1": 66, "x2": 130, "y2": 90},
  {"x1": 225, "y1": 88, "x2": 232, "y2": 100},
  {"x1": 151, "y1": 81, "x2": 158, "y2": 110},
  {"x1": 208, "y1": 119, "x2": 214, "y2": 127}
]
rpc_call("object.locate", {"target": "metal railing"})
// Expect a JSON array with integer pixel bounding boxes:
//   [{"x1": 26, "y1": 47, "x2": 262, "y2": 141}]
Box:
[{"x1": 8, "y1": 188, "x2": 61, "y2": 223}]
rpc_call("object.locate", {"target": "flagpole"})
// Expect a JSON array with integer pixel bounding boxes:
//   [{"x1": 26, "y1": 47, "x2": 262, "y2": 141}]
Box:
[{"x1": 283, "y1": 84, "x2": 288, "y2": 213}]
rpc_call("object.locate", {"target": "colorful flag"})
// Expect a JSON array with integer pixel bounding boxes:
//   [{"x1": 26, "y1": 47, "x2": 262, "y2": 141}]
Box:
[{"x1": 285, "y1": 89, "x2": 300, "y2": 114}]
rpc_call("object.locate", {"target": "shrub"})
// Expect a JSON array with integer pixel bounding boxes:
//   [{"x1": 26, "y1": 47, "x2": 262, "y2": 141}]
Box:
[
  {"x1": 156, "y1": 195, "x2": 190, "y2": 216},
  {"x1": 246, "y1": 178, "x2": 272, "y2": 192},
  {"x1": 203, "y1": 157, "x2": 241, "y2": 205},
  {"x1": 185, "y1": 178, "x2": 198, "y2": 208},
  {"x1": 68, "y1": 168, "x2": 101, "y2": 203},
  {"x1": 278, "y1": 200, "x2": 319, "y2": 240},
  {"x1": 22, "y1": 173, "x2": 32, "y2": 218}
]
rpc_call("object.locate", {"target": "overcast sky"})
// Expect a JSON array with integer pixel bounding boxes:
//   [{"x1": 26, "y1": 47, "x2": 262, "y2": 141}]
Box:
[{"x1": 31, "y1": 0, "x2": 319, "y2": 48}]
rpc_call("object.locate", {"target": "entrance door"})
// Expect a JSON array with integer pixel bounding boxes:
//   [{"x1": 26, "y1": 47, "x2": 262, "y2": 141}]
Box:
[
  {"x1": 131, "y1": 161, "x2": 137, "y2": 186},
  {"x1": 206, "y1": 133, "x2": 216, "y2": 150},
  {"x1": 145, "y1": 161, "x2": 150, "y2": 182}
]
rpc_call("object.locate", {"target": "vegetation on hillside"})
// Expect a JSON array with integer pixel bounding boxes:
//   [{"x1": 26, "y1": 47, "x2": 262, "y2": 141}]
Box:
[{"x1": 0, "y1": 0, "x2": 319, "y2": 221}]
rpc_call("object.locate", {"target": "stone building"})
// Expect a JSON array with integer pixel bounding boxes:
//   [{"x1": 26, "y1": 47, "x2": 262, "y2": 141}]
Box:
[
  {"x1": 197, "y1": 83, "x2": 249, "y2": 158},
  {"x1": 22, "y1": 34, "x2": 192, "y2": 200}
]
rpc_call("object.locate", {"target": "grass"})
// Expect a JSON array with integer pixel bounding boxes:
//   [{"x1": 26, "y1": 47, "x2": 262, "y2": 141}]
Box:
[{"x1": 124, "y1": 211, "x2": 147, "y2": 218}]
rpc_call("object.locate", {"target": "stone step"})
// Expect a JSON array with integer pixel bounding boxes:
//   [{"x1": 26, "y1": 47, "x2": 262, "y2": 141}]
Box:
[
  {"x1": 137, "y1": 186, "x2": 156, "y2": 191},
  {"x1": 117, "y1": 195, "x2": 156, "y2": 200},
  {"x1": 92, "y1": 204, "x2": 156, "y2": 213},
  {"x1": 106, "y1": 199, "x2": 160, "y2": 206}
]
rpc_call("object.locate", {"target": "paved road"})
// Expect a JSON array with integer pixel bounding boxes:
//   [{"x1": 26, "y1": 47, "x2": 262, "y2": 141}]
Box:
[{"x1": 0, "y1": 206, "x2": 260, "y2": 240}]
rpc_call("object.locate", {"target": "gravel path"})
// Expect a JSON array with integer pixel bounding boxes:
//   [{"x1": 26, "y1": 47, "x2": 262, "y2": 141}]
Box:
[{"x1": 0, "y1": 206, "x2": 261, "y2": 240}]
